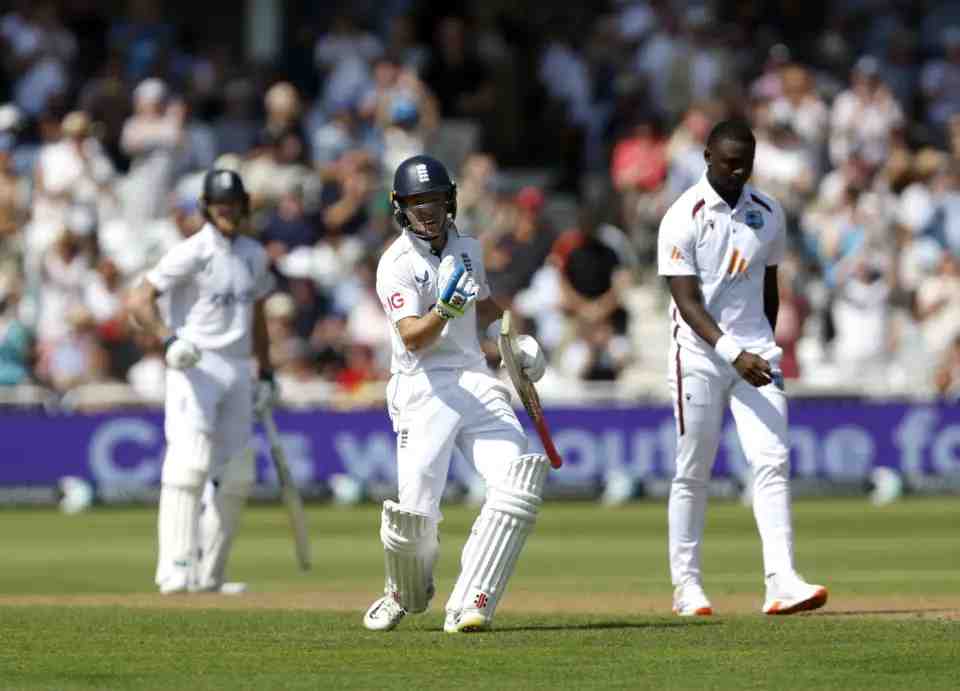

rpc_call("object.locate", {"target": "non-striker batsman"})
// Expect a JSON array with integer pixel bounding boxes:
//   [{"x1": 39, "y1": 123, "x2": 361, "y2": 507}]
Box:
[
  {"x1": 363, "y1": 154, "x2": 550, "y2": 633},
  {"x1": 658, "y1": 119, "x2": 827, "y2": 616},
  {"x1": 128, "y1": 168, "x2": 277, "y2": 594}
]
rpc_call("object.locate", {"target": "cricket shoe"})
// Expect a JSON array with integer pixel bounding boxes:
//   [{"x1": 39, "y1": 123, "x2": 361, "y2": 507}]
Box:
[
  {"x1": 158, "y1": 564, "x2": 191, "y2": 594},
  {"x1": 363, "y1": 595, "x2": 406, "y2": 631},
  {"x1": 672, "y1": 583, "x2": 713, "y2": 616},
  {"x1": 443, "y1": 609, "x2": 490, "y2": 633},
  {"x1": 190, "y1": 581, "x2": 248, "y2": 595},
  {"x1": 763, "y1": 572, "x2": 828, "y2": 615}
]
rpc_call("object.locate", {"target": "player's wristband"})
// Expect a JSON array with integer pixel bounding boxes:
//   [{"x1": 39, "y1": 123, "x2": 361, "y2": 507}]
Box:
[
  {"x1": 714, "y1": 335, "x2": 743, "y2": 364},
  {"x1": 162, "y1": 335, "x2": 177, "y2": 353}
]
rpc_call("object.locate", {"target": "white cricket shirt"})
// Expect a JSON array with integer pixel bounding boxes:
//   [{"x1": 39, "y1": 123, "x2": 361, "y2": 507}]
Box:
[
  {"x1": 657, "y1": 173, "x2": 786, "y2": 356},
  {"x1": 146, "y1": 224, "x2": 274, "y2": 358},
  {"x1": 376, "y1": 225, "x2": 491, "y2": 375}
]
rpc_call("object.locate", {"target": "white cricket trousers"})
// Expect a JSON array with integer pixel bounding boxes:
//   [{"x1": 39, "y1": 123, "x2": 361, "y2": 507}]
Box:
[
  {"x1": 386, "y1": 367, "x2": 528, "y2": 520},
  {"x1": 667, "y1": 344, "x2": 796, "y2": 586}
]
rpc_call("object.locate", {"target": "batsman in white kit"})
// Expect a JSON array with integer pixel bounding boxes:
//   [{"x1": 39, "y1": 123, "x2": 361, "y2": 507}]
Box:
[
  {"x1": 128, "y1": 169, "x2": 277, "y2": 594},
  {"x1": 658, "y1": 119, "x2": 827, "y2": 616},
  {"x1": 363, "y1": 155, "x2": 550, "y2": 633}
]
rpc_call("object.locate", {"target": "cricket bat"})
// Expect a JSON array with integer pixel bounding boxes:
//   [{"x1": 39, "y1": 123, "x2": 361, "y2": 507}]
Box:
[
  {"x1": 261, "y1": 410, "x2": 312, "y2": 571},
  {"x1": 498, "y1": 310, "x2": 563, "y2": 469}
]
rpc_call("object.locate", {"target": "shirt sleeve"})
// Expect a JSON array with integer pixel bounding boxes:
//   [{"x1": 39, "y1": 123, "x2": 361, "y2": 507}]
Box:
[
  {"x1": 253, "y1": 250, "x2": 276, "y2": 300},
  {"x1": 145, "y1": 237, "x2": 202, "y2": 293},
  {"x1": 767, "y1": 200, "x2": 787, "y2": 266},
  {"x1": 657, "y1": 205, "x2": 698, "y2": 276},
  {"x1": 376, "y1": 256, "x2": 424, "y2": 323}
]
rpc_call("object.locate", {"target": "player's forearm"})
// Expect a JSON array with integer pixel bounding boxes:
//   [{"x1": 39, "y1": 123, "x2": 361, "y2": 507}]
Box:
[
  {"x1": 396, "y1": 311, "x2": 447, "y2": 351},
  {"x1": 675, "y1": 296, "x2": 724, "y2": 347},
  {"x1": 253, "y1": 300, "x2": 272, "y2": 374},
  {"x1": 126, "y1": 281, "x2": 172, "y2": 342},
  {"x1": 476, "y1": 297, "x2": 503, "y2": 331}
]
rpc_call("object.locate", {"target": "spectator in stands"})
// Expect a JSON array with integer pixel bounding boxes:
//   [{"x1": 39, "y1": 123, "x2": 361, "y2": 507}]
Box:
[
  {"x1": 0, "y1": 133, "x2": 28, "y2": 256},
  {"x1": 933, "y1": 333, "x2": 960, "y2": 399},
  {"x1": 829, "y1": 56, "x2": 905, "y2": 169},
  {"x1": 920, "y1": 26, "x2": 960, "y2": 141},
  {"x1": 40, "y1": 304, "x2": 111, "y2": 393},
  {"x1": 423, "y1": 16, "x2": 496, "y2": 127},
  {"x1": 261, "y1": 183, "x2": 318, "y2": 269},
  {"x1": 0, "y1": 271, "x2": 32, "y2": 385},
  {"x1": 36, "y1": 208, "x2": 95, "y2": 348},
  {"x1": 830, "y1": 251, "x2": 894, "y2": 370},
  {"x1": 485, "y1": 185, "x2": 554, "y2": 301},
  {"x1": 559, "y1": 205, "x2": 632, "y2": 336},
  {"x1": 120, "y1": 79, "x2": 184, "y2": 224},
  {"x1": 769, "y1": 64, "x2": 829, "y2": 174},
  {"x1": 557, "y1": 314, "x2": 632, "y2": 382},
  {"x1": 915, "y1": 251, "x2": 960, "y2": 361},
  {"x1": 29, "y1": 110, "x2": 114, "y2": 270},
  {"x1": 610, "y1": 112, "x2": 668, "y2": 262},
  {"x1": 214, "y1": 78, "x2": 259, "y2": 157}
]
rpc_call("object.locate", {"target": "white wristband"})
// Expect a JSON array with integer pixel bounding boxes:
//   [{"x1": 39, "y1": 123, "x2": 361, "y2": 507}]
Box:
[
  {"x1": 714, "y1": 334, "x2": 743, "y2": 364},
  {"x1": 485, "y1": 318, "x2": 502, "y2": 341}
]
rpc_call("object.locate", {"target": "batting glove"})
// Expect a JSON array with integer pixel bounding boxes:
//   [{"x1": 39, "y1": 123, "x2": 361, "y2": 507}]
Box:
[
  {"x1": 515, "y1": 334, "x2": 546, "y2": 382},
  {"x1": 435, "y1": 255, "x2": 478, "y2": 320},
  {"x1": 164, "y1": 336, "x2": 201, "y2": 369},
  {"x1": 254, "y1": 369, "x2": 279, "y2": 417}
]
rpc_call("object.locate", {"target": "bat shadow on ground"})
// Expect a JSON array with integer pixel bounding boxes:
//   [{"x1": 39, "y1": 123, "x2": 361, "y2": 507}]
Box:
[{"x1": 489, "y1": 620, "x2": 722, "y2": 633}]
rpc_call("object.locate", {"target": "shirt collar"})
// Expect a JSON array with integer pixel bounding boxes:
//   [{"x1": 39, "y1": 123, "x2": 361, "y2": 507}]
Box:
[
  {"x1": 202, "y1": 222, "x2": 234, "y2": 248},
  {"x1": 403, "y1": 223, "x2": 458, "y2": 258},
  {"x1": 697, "y1": 172, "x2": 753, "y2": 212}
]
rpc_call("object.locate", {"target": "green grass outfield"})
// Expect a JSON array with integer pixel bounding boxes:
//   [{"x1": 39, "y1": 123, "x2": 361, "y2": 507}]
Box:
[{"x1": 0, "y1": 498, "x2": 957, "y2": 690}]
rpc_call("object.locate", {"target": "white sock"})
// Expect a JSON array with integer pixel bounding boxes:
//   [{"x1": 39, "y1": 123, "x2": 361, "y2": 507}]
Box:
[
  {"x1": 668, "y1": 477, "x2": 709, "y2": 586},
  {"x1": 156, "y1": 484, "x2": 202, "y2": 589},
  {"x1": 752, "y1": 463, "x2": 795, "y2": 577}
]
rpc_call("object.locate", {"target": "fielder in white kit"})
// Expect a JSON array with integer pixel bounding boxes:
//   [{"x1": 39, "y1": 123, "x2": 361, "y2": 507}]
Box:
[
  {"x1": 128, "y1": 169, "x2": 277, "y2": 594},
  {"x1": 657, "y1": 119, "x2": 827, "y2": 616},
  {"x1": 363, "y1": 154, "x2": 550, "y2": 633}
]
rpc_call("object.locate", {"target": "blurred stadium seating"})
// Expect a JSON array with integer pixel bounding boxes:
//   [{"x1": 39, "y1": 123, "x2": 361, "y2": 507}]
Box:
[{"x1": 1, "y1": 0, "x2": 960, "y2": 414}]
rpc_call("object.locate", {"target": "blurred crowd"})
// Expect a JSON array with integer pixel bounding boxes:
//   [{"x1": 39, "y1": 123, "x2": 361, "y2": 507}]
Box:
[{"x1": 1, "y1": 0, "x2": 960, "y2": 409}]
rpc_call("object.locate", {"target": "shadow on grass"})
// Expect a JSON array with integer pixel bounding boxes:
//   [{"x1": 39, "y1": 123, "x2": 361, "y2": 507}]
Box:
[
  {"x1": 819, "y1": 608, "x2": 960, "y2": 617},
  {"x1": 491, "y1": 620, "x2": 722, "y2": 633}
]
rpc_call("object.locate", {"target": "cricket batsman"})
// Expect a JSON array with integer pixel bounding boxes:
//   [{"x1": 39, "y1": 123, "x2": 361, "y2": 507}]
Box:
[
  {"x1": 657, "y1": 119, "x2": 827, "y2": 616},
  {"x1": 363, "y1": 154, "x2": 549, "y2": 633},
  {"x1": 127, "y1": 169, "x2": 277, "y2": 594}
]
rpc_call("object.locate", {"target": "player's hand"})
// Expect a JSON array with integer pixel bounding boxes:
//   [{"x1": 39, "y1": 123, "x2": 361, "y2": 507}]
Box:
[
  {"x1": 254, "y1": 370, "x2": 279, "y2": 417},
  {"x1": 435, "y1": 256, "x2": 478, "y2": 320},
  {"x1": 732, "y1": 352, "x2": 773, "y2": 387},
  {"x1": 515, "y1": 334, "x2": 546, "y2": 382},
  {"x1": 164, "y1": 337, "x2": 201, "y2": 369}
]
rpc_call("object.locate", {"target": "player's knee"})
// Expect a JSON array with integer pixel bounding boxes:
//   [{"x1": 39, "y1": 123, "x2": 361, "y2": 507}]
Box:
[
  {"x1": 484, "y1": 454, "x2": 550, "y2": 524},
  {"x1": 752, "y1": 456, "x2": 790, "y2": 483},
  {"x1": 161, "y1": 432, "x2": 214, "y2": 489},
  {"x1": 671, "y1": 475, "x2": 710, "y2": 490}
]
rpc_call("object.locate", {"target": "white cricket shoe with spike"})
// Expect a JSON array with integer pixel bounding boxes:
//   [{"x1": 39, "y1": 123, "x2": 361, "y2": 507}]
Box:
[
  {"x1": 763, "y1": 572, "x2": 828, "y2": 615},
  {"x1": 363, "y1": 596, "x2": 406, "y2": 631},
  {"x1": 672, "y1": 583, "x2": 714, "y2": 616},
  {"x1": 443, "y1": 609, "x2": 490, "y2": 633}
]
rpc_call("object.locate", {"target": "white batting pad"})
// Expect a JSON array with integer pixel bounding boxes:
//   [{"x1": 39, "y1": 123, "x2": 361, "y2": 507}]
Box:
[
  {"x1": 194, "y1": 450, "x2": 255, "y2": 591},
  {"x1": 380, "y1": 500, "x2": 439, "y2": 614},
  {"x1": 446, "y1": 454, "x2": 549, "y2": 620},
  {"x1": 155, "y1": 432, "x2": 212, "y2": 592},
  {"x1": 155, "y1": 484, "x2": 202, "y2": 592}
]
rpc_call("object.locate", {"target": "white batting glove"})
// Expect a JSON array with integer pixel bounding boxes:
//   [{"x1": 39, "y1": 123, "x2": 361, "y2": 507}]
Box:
[
  {"x1": 515, "y1": 334, "x2": 546, "y2": 382},
  {"x1": 253, "y1": 371, "x2": 279, "y2": 417},
  {"x1": 435, "y1": 255, "x2": 478, "y2": 320},
  {"x1": 164, "y1": 336, "x2": 201, "y2": 369}
]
